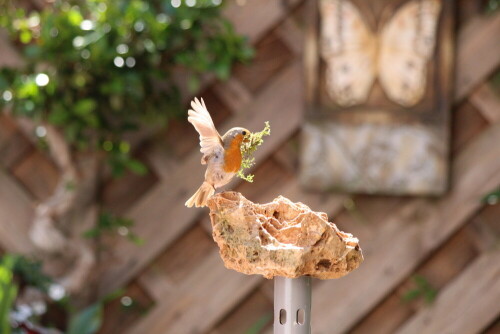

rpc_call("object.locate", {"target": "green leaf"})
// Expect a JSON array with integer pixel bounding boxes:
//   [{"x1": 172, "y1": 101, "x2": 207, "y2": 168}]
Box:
[
  {"x1": 188, "y1": 75, "x2": 200, "y2": 93},
  {"x1": 482, "y1": 189, "x2": 500, "y2": 205},
  {"x1": 0, "y1": 256, "x2": 18, "y2": 334},
  {"x1": 402, "y1": 288, "x2": 421, "y2": 302},
  {"x1": 74, "y1": 98, "x2": 97, "y2": 116},
  {"x1": 11, "y1": 255, "x2": 52, "y2": 292},
  {"x1": 67, "y1": 9, "x2": 83, "y2": 26},
  {"x1": 127, "y1": 233, "x2": 145, "y2": 246},
  {"x1": 402, "y1": 275, "x2": 437, "y2": 305},
  {"x1": 245, "y1": 312, "x2": 272, "y2": 334},
  {"x1": 67, "y1": 303, "x2": 103, "y2": 334},
  {"x1": 20, "y1": 29, "x2": 32, "y2": 43},
  {"x1": 83, "y1": 228, "x2": 100, "y2": 239},
  {"x1": 126, "y1": 159, "x2": 148, "y2": 175},
  {"x1": 17, "y1": 80, "x2": 38, "y2": 98},
  {"x1": 48, "y1": 105, "x2": 69, "y2": 125},
  {"x1": 237, "y1": 122, "x2": 271, "y2": 183},
  {"x1": 214, "y1": 60, "x2": 231, "y2": 80},
  {"x1": 24, "y1": 45, "x2": 42, "y2": 58}
]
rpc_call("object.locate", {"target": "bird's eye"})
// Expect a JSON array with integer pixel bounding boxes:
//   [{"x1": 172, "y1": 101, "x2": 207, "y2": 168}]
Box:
[{"x1": 242, "y1": 131, "x2": 247, "y2": 136}]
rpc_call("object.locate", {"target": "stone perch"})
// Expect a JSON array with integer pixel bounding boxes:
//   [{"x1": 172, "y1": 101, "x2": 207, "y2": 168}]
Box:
[{"x1": 207, "y1": 192, "x2": 363, "y2": 279}]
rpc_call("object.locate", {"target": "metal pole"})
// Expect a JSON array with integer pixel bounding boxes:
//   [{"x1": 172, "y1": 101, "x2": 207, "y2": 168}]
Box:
[{"x1": 274, "y1": 276, "x2": 312, "y2": 334}]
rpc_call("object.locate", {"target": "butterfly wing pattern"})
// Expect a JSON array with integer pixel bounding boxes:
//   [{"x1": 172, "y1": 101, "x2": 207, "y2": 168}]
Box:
[
  {"x1": 320, "y1": 0, "x2": 377, "y2": 107},
  {"x1": 319, "y1": 0, "x2": 442, "y2": 107},
  {"x1": 378, "y1": 0, "x2": 442, "y2": 107}
]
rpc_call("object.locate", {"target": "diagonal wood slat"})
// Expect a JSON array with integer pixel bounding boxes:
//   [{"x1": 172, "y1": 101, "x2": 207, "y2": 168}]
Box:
[
  {"x1": 0, "y1": 169, "x2": 35, "y2": 253},
  {"x1": 127, "y1": 251, "x2": 261, "y2": 334},
  {"x1": 396, "y1": 250, "x2": 500, "y2": 334},
  {"x1": 224, "y1": 0, "x2": 301, "y2": 43},
  {"x1": 454, "y1": 12, "x2": 500, "y2": 102},
  {"x1": 311, "y1": 122, "x2": 500, "y2": 334},
  {"x1": 469, "y1": 83, "x2": 500, "y2": 123}
]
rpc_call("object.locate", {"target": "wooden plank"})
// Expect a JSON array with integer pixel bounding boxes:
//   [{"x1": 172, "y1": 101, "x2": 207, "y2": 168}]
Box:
[
  {"x1": 483, "y1": 319, "x2": 500, "y2": 334},
  {"x1": 101, "y1": 165, "x2": 158, "y2": 215},
  {"x1": 212, "y1": 77, "x2": 253, "y2": 113},
  {"x1": 467, "y1": 203, "x2": 500, "y2": 252},
  {"x1": 456, "y1": 0, "x2": 484, "y2": 24},
  {"x1": 152, "y1": 224, "x2": 215, "y2": 285},
  {"x1": 451, "y1": 101, "x2": 489, "y2": 154},
  {"x1": 232, "y1": 30, "x2": 295, "y2": 94},
  {"x1": 395, "y1": 250, "x2": 500, "y2": 334},
  {"x1": 350, "y1": 226, "x2": 478, "y2": 334},
  {"x1": 143, "y1": 142, "x2": 179, "y2": 181},
  {"x1": 277, "y1": 16, "x2": 305, "y2": 55},
  {"x1": 0, "y1": 32, "x2": 23, "y2": 68},
  {"x1": 454, "y1": 12, "x2": 500, "y2": 102},
  {"x1": 224, "y1": 0, "x2": 302, "y2": 44},
  {"x1": 0, "y1": 168, "x2": 35, "y2": 253},
  {"x1": 98, "y1": 61, "x2": 304, "y2": 297},
  {"x1": 469, "y1": 83, "x2": 500, "y2": 123},
  {"x1": 99, "y1": 281, "x2": 154, "y2": 334},
  {"x1": 136, "y1": 265, "x2": 173, "y2": 302},
  {"x1": 127, "y1": 251, "x2": 261, "y2": 334},
  {"x1": 209, "y1": 289, "x2": 273, "y2": 334},
  {"x1": 11, "y1": 149, "x2": 59, "y2": 200},
  {"x1": 311, "y1": 122, "x2": 500, "y2": 334},
  {"x1": 0, "y1": 116, "x2": 32, "y2": 169},
  {"x1": 332, "y1": 195, "x2": 405, "y2": 249},
  {"x1": 271, "y1": 132, "x2": 300, "y2": 173}
]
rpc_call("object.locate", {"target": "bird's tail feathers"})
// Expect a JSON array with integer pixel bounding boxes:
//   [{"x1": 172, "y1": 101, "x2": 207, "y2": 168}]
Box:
[{"x1": 185, "y1": 182, "x2": 215, "y2": 208}]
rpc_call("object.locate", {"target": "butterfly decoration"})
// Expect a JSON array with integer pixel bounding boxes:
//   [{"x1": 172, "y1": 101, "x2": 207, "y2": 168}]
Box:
[{"x1": 319, "y1": 0, "x2": 442, "y2": 107}]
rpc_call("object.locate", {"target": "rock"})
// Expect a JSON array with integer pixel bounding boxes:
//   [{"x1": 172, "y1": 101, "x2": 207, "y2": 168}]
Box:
[{"x1": 207, "y1": 192, "x2": 363, "y2": 279}]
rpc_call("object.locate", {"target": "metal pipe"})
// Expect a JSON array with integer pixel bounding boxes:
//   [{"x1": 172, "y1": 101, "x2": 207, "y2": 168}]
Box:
[{"x1": 274, "y1": 276, "x2": 312, "y2": 334}]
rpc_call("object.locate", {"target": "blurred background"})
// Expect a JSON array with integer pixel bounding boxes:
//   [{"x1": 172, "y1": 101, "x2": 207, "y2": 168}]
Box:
[{"x1": 0, "y1": 0, "x2": 499, "y2": 333}]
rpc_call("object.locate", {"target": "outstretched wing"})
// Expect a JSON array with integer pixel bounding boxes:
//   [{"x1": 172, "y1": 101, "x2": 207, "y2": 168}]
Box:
[
  {"x1": 320, "y1": 0, "x2": 377, "y2": 107},
  {"x1": 187, "y1": 97, "x2": 223, "y2": 164},
  {"x1": 378, "y1": 0, "x2": 442, "y2": 107}
]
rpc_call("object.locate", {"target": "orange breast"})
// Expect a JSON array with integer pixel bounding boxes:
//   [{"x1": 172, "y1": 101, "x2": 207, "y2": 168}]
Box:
[{"x1": 223, "y1": 134, "x2": 243, "y2": 173}]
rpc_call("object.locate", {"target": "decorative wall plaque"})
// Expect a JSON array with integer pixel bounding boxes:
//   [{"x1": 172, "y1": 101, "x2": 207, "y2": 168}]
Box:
[{"x1": 300, "y1": 0, "x2": 453, "y2": 195}]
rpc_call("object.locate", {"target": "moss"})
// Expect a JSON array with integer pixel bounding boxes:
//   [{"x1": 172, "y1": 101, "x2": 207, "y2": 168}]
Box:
[{"x1": 237, "y1": 122, "x2": 271, "y2": 182}]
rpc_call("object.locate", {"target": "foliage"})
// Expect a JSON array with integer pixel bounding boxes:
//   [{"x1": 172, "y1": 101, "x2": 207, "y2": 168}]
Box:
[
  {"x1": 244, "y1": 312, "x2": 272, "y2": 334},
  {"x1": 402, "y1": 275, "x2": 437, "y2": 305},
  {"x1": 0, "y1": 0, "x2": 253, "y2": 173},
  {"x1": 10, "y1": 255, "x2": 52, "y2": 293},
  {"x1": 0, "y1": 256, "x2": 18, "y2": 334},
  {"x1": 237, "y1": 121, "x2": 271, "y2": 182},
  {"x1": 84, "y1": 212, "x2": 144, "y2": 245},
  {"x1": 485, "y1": 0, "x2": 500, "y2": 13},
  {"x1": 482, "y1": 188, "x2": 500, "y2": 205},
  {"x1": 67, "y1": 302, "x2": 103, "y2": 334},
  {"x1": 0, "y1": 253, "x2": 128, "y2": 333}
]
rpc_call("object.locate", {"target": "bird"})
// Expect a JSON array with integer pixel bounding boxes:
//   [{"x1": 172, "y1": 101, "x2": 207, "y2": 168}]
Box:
[{"x1": 185, "y1": 97, "x2": 250, "y2": 208}]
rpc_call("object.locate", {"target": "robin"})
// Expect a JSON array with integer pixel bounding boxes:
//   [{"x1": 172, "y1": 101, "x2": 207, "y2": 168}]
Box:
[{"x1": 185, "y1": 97, "x2": 250, "y2": 208}]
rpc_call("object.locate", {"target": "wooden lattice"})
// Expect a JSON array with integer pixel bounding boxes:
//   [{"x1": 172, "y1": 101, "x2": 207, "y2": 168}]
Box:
[{"x1": 1, "y1": 1, "x2": 500, "y2": 333}]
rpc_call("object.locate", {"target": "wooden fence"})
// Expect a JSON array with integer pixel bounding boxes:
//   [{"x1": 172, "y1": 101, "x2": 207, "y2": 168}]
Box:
[{"x1": 1, "y1": 0, "x2": 499, "y2": 333}]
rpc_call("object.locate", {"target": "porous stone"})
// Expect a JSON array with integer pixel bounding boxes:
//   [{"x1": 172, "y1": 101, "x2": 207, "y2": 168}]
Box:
[{"x1": 207, "y1": 192, "x2": 363, "y2": 279}]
